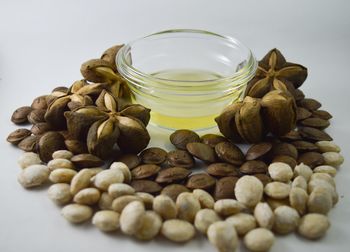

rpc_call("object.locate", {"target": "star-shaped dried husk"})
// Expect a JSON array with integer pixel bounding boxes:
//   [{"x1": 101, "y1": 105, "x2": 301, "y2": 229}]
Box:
[
  {"x1": 101, "y1": 44, "x2": 124, "y2": 69},
  {"x1": 215, "y1": 103, "x2": 243, "y2": 142},
  {"x1": 245, "y1": 48, "x2": 308, "y2": 98},
  {"x1": 261, "y1": 90, "x2": 297, "y2": 136}
]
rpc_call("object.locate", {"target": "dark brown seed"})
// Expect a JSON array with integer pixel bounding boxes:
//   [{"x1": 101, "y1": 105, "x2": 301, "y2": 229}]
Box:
[
  {"x1": 279, "y1": 131, "x2": 302, "y2": 142},
  {"x1": 294, "y1": 89, "x2": 305, "y2": 101},
  {"x1": 116, "y1": 154, "x2": 141, "y2": 169},
  {"x1": 130, "y1": 180, "x2": 162, "y2": 194},
  {"x1": 270, "y1": 142, "x2": 298, "y2": 159},
  {"x1": 167, "y1": 150, "x2": 195, "y2": 169},
  {"x1": 139, "y1": 147, "x2": 167, "y2": 165},
  {"x1": 6, "y1": 128, "x2": 32, "y2": 145},
  {"x1": 11, "y1": 106, "x2": 32, "y2": 124},
  {"x1": 312, "y1": 110, "x2": 332, "y2": 120},
  {"x1": 161, "y1": 184, "x2": 190, "y2": 202},
  {"x1": 52, "y1": 86, "x2": 69, "y2": 94},
  {"x1": 71, "y1": 153, "x2": 104, "y2": 168},
  {"x1": 215, "y1": 142, "x2": 245, "y2": 165},
  {"x1": 253, "y1": 174, "x2": 272, "y2": 186},
  {"x1": 27, "y1": 109, "x2": 46, "y2": 124},
  {"x1": 200, "y1": 134, "x2": 227, "y2": 148},
  {"x1": 18, "y1": 135, "x2": 38, "y2": 152},
  {"x1": 186, "y1": 173, "x2": 216, "y2": 190},
  {"x1": 31, "y1": 122, "x2": 52, "y2": 135},
  {"x1": 207, "y1": 163, "x2": 240, "y2": 177},
  {"x1": 246, "y1": 142, "x2": 272, "y2": 161},
  {"x1": 300, "y1": 118, "x2": 330, "y2": 129},
  {"x1": 131, "y1": 164, "x2": 161, "y2": 179},
  {"x1": 155, "y1": 167, "x2": 191, "y2": 184},
  {"x1": 272, "y1": 155, "x2": 297, "y2": 169},
  {"x1": 299, "y1": 127, "x2": 333, "y2": 142},
  {"x1": 296, "y1": 107, "x2": 312, "y2": 121},
  {"x1": 291, "y1": 141, "x2": 319, "y2": 152},
  {"x1": 170, "y1": 129, "x2": 200, "y2": 150},
  {"x1": 31, "y1": 95, "x2": 48, "y2": 110},
  {"x1": 65, "y1": 139, "x2": 88, "y2": 154},
  {"x1": 186, "y1": 142, "x2": 216, "y2": 163},
  {"x1": 239, "y1": 160, "x2": 267, "y2": 174},
  {"x1": 38, "y1": 131, "x2": 66, "y2": 163},
  {"x1": 214, "y1": 176, "x2": 238, "y2": 200},
  {"x1": 298, "y1": 98, "x2": 322, "y2": 111},
  {"x1": 298, "y1": 152, "x2": 325, "y2": 169}
]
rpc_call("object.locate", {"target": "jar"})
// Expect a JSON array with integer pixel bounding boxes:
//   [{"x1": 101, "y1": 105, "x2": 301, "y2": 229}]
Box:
[{"x1": 117, "y1": 29, "x2": 257, "y2": 131}]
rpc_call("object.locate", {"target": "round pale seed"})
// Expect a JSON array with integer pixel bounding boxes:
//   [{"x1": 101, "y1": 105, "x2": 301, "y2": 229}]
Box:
[
  {"x1": 176, "y1": 192, "x2": 201, "y2": 223},
  {"x1": 135, "y1": 192, "x2": 154, "y2": 209},
  {"x1": 17, "y1": 164, "x2": 49, "y2": 188},
  {"x1": 289, "y1": 187, "x2": 308, "y2": 215},
  {"x1": 194, "y1": 209, "x2": 221, "y2": 234},
  {"x1": 308, "y1": 180, "x2": 338, "y2": 205},
  {"x1": 18, "y1": 152, "x2": 42, "y2": 169},
  {"x1": 120, "y1": 201, "x2": 145, "y2": 235},
  {"x1": 291, "y1": 176, "x2": 308, "y2": 191},
  {"x1": 61, "y1": 204, "x2": 93, "y2": 223},
  {"x1": 298, "y1": 213, "x2": 330, "y2": 239},
  {"x1": 111, "y1": 195, "x2": 142, "y2": 213},
  {"x1": 49, "y1": 168, "x2": 77, "y2": 183},
  {"x1": 135, "y1": 211, "x2": 162, "y2": 240},
  {"x1": 322, "y1": 152, "x2": 344, "y2": 167},
  {"x1": 244, "y1": 228, "x2": 275, "y2": 252},
  {"x1": 47, "y1": 158, "x2": 75, "y2": 171},
  {"x1": 313, "y1": 165, "x2": 337, "y2": 177},
  {"x1": 310, "y1": 173, "x2": 335, "y2": 187},
  {"x1": 294, "y1": 163, "x2": 313, "y2": 181},
  {"x1": 193, "y1": 189, "x2": 215, "y2": 209},
  {"x1": 214, "y1": 199, "x2": 245, "y2": 217},
  {"x1": 266, "y1": 197, "x2": 290, "y2": 210},
  {"x1": 273, "y1": 206, "x2": 300, "y2": 234},
  {"x1": 226, "y1": 213, "x2": 256, "y2": 236},
  {"x1": 110, "y1": 162, "x2": 131, "y2": 183},
  {"x1": 52, "y1": 150, "x2": 74, "y2": 160},
  {"x1": 254, "y1": 202, "x2": 275, "y2": 230},
  {"x1": 235, "y1": 176, "x2": 263, "y2": 208},
  {"x1": 268, "y1": 162, "x2": 293, "y2": 182},
  {"x1": 315, "y1": 141, "x2": 341, "y2": 153},
  {"x1": 73, "y1": 188, "x2": 100, "y2": 205},
  {"x1": 93, "y1": 169, "x2": 124, "y2": 191},
  {"x1": 47, "y1": 183, "x2": 72, "y2": 205},
  {"x1": 207, "y1": 221, "x2": 238, "y2": 252},
  {"x1": 108, "y1": 183, "x2": 135, "y2": 198},
  {"x1": 92, "y1": 210, "x2": 120, "y2": 232},
  {"x1": 153, "y1": 195, "x2": 177, "y2": 220},
  {"x1": 98, "y1": 192, "x2": 113, "y2": 210},
  {"x1": 264, "y1": 182, "x2": 291, "y2": 199},
  {"x1": 70, "y1": 169, "x2": 93, "y2": 195},
  {"x1": 307, "y1": 187, "x2": 333, "y2": 214},
  {"x1": 161, "y1": 219, "x2": 195, "y2": 242}
]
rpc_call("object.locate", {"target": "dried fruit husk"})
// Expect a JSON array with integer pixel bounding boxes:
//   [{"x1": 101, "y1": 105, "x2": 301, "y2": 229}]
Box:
[
  {"x1": 170, "y1": 129, "x2": 200, "y2": 150},
  {"x1": 200, "y1": 134, "x2": 228, "y2": 148},
  {"x1": 140, "y1": 147, "x2": 167, "y2": 165},
  {"x1": 214, "y1": 176, "x2": 238, "y2": 200},
  {"x1": 31, "y1": 122, "x2": 52, "y2": 135},
  {"x1": 31, "y1": 95, "x2": 48, "y2": 110},
  {"x1": 261, "y1": 90, "x2": 297, "y2": 136},
  {"x1": 27, "y1": 109, "x2": 46, "y2": 124},
  {"x1": 131, "y1": 164, "x2": 161, "y2": 179},
  {"x1": 291, "y1": 141, "x2": 319, "y2": 152},
  {"x1": 312, "y1": 110, "x2": 332, "y2": 120},
  {"x1": 186, "y1": 142, "x2": 216, "y2": 163},
  {"x1": 270, "y1": 142, "x2": 298, "y2": 160},
  {"x1": 294, "y1": 89, "x2": 305, "y2": 102},
  {"x1": 298, "y1": 98, "x2": 322, "y2": 111},
  {"x1": 38, "y1": 131, "x2": 66, "y2": 162},
  {"x1": 101, "y1": 44, "x2": 124, "y2": 69},
  {"x1": 215, "y1": 142, "x2": 245, "y2": 166},
  {"x1": 80, "y1": 59, "x2": 116, "y2": 83},
  {"x1": 299, "y1": 127, "x2": 333, "y2": 142},
  {"x1": 245, "y1": 142, "x2": 272, "y2": 160},
  {"x1": 161, "y1": 184, "x2": 190, "y2": 202},
  {"x1": 155, "y1": 167, "x2": 191, "y2": 184},
  {"x1": 130, "y1": 180, "x2": 162, "y2": 194},
  {"x1": 235, "y1": 96, "x2": 265, "y2": 143},
  {"x1": 67, "y1": 94, "x2": 94, "y2": 111},
  {"x1": 298, "y1": 152, "x2": 325, "y2": 169},
  {"x1": 115, "y1": 154, "x2": 141, "y2": 169},
  {"x1": 120, "y1": 104, "x2": 151, "y2": 126},
  {"x1": 64, "y1": 139, "x2": 88, "y2": 154},
  {"x1": 215, "y1": 103, "x2": 243, "y2": 143},
  {"x1": 45, "y1": 96, "x2": 71, "y2": 129},
  {"x1": 300, "y1": 118, "x2": 330, "y2": 129},
  {"x1": 166, "y1": 150, "x2": 195, "y2": 169},
  {"x1": 95, "y1": 89, "x2": 118, "y2": 112},
  {"x1": 207, "y1": 163, "x2": 240, "y2": 177},
  {"x1": 272, "y1": 155, "x2": 297, "y2": 169},
  {"x1": 11, "y1": 106, "x2": 32, "y2": 124},
  {"x1": 239, "y1": 160, "x2": 267, "y2": 174},
  {"x1": 296, "y1": 107, "x2": 312, "y2": 121},
  {"x1": 70, "y1": 153, "x2": 104, "y2": 168},
  {"x1": 7, "y1": 129, "x2": 32, "y2": 145},
  {"x1": 18, "y1": 135, "x2": 38, "y2": 152},
  {"x1": 186, "y1": 173, "x2": 216, "y2": 190}
]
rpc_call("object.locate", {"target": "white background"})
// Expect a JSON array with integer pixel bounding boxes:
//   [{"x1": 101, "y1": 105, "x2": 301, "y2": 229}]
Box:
[{"x1": 1, "y1": 0, "x2": 350, "y2": 251}]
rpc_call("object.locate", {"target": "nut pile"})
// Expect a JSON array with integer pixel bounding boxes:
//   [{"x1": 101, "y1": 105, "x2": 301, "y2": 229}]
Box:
[{"x1": 7, "y1": 47, "x2": 344, "y2": 252}]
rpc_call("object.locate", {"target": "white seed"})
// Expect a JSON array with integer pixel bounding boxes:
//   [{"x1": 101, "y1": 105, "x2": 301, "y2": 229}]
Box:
[
  {"x1": 18, "y1": 152, "x2": 42, "y2": 169},
  {"x1": 120, "y1": 201, "x2": 145, "y2": 235},
  {"x1": 193, "y1": 189, "x2": 215, "y2": 209},
  {"x1": 112, "y1": 195, "x2": 142, "y2": 213},
  {"x1": 87, "y1": 167, "x2": 104, "y2": 176},
  {"x1": 307, "y1": 187, "x2": 333, "y2": 214},
  {"x1": 47, "y1": 158, "x2": 75, "y2": 171},
  {"x1": 110, "y1": 162, "x2": 131, "y2": 183},
  {"x1": 135, "y1": 192, "x2": 154, "y2": 209},
  {"x1": 313, "y1": 165, "x2": 337, "y2": 177},
  {"x1": 52, "y1": 150, "x2": 74, "y2": 160},
  {"x1": 322, "y1": 152, "x2": 344, "y2": 167},
  {"x1": 289, "y1": 187, "x2": 308, "y2": 215},
  {"x1": 226, "y1": 213, "x2": 256, "y2": 236},
  {"x1": 17, "y1": 164, "x2": 49, "y2": 188},
  {"x1": 273, "y1": 206, "x2": 300, "y2": 234},
  {"x1": 161, "y1": 219, "x2": 195, "y2": 242},
  {"x1": 291, "y1": 175, "x2": 307, "y2": 191},
  {"x1": 310, "y1": 173, "x2": 336, "y2": 187},
  {"x1": 176, "y1": 192, "x2": 201, "y2": 223},
  {"x1": 98, "y1": 192, "x2": 113, "y2": 210},
  {"x1": 73, "y1": 188, "x2": 100, "y2": 205},
  {"x1": 298, "y1": 213, "x2": 330, "y2": 239},
  {"x1": 207, "y1": 221, "x2": 238, "y2": 252},
  {"x1": 92, "y1": 210, "x2": 120, "y2": 232},
  {"x1": 264, "y1": 182, "x2": 291, "y2": 199},
  {"x1": 194, "y1": 209, "x2": 221, "y2": 234},
  {"x1": 268, "y1": 162, "x2": 293, "y2": 182},
  {"x1": 108, "y1": 183, "x2": 135, "y2": 198},
  {"x1": 135, "y1": 211, "x2": 162, "y2": 240},
  {"x1": 48, "y1": 183, "x2": 72, "y2": 205},
  {"x1": 243, "y1": 228, "x2": 275, "y2": 252},
  {"x1": 49, "y1": 168, "x2": 77, "y2": 183},
  {"x1": 254, "y1": 202, "x2": 275, "y2": 229},
  {"x1": 153, "y1": 195, "x2": 177, "y2": 220},
  {"x1": 70, "y1": 169, "x2": 94, "y2": 195},
  {"x1": 308, "y1": 179, "x2": 338, "y2": 205},
  {"x1": 266, "y1": 197, "x2": 290, "y2": 210},
  {"x1": 294, "y1": 163, "x2": 313, "y2": 181},
  {"x1": 214, "y1": 199, "x2": 245, "y2": 217},
  {"x1": 93, "y1": 169, "x2": 124, "y2": 191},
  {"x1": 61, "y1": 204, "x2": 93, "y2": 223},
  {"x1": 315, "y1": 141, "x2": 341, "y2": 153},
  {"x1": 235, "y1": 175, "x2": 263, "y2": 208}
]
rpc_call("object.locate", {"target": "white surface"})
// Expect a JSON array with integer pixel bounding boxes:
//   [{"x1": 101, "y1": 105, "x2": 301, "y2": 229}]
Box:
[{"x1": 1, "y1": 0, "x2": 350, "y2": 251}]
